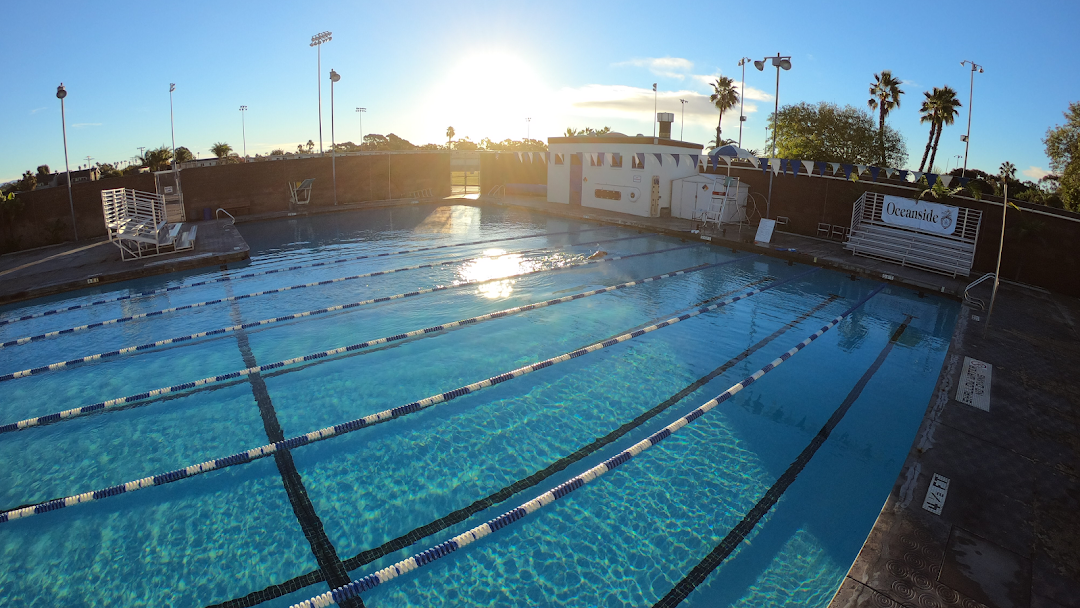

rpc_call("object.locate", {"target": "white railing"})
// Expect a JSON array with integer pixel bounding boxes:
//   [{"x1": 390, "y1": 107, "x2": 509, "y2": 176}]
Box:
[
  {"x1": 101, "y1": 188, "x2": 192, "y2": 260},
  {"x1": 216, "y1": 208, "x2": 235, "y2": 224},
  {"x1": 487, "y1": 184, "x2": 506, "y2": 199}
]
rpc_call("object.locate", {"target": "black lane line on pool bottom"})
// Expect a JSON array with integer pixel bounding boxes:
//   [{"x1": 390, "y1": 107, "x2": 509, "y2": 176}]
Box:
[
  {"x1": 652, "y1": 315, "x2": 912, "y2": 608},
  {"x1": 228, "y1": 300, "x2": 364, "y2": 608},
  {"x1": 203, "y1": 294, "x2": 842, "y2": 608}
]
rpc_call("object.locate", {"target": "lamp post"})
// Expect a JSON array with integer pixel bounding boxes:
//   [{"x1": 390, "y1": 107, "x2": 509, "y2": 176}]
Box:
[
  {"x1": 754, "y1": 53, "x2": 791, "y2": 220},
  {"x1": 959, "y1": 60, "x2": 983, "y2": 178},
  {"x1": 239, "y1": 105, "x2": 248, "y2": 158},
  {"x1": 679, "y1": 99, "x2": 688, "y2": 140},
  {"x1": 526, "y1": 117, "x2": 531, "y2": 144},
  {"x1": 169, "y1": 83, "x2": 177, "y2": 170},
  {"x1": 56, "y1": 83, "x2": 78, "y2": 241},
  {"x1": 310, "y1": 31, "x2": 332, "y2": 155},
  {"x1": 330, "y1": 69, "x2": 340, "y2": 206},
  {"x1": 652, "y1": 83, "x2": 657, "y2": 137},
  {"x1": 356, "y1": 107, "x2": 365, "y2": 148},
  {"x1": 737, "y1": 57, "x2": 752, "y2": 148}
]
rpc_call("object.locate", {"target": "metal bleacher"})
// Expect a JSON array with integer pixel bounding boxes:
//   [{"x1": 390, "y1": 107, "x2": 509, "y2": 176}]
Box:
[
  {"x1": 844, "y1": 191, "x2": 982, "y2": 278},
  {"x1": 101, "y1": 188, "x2": 196, "y2": 260}
]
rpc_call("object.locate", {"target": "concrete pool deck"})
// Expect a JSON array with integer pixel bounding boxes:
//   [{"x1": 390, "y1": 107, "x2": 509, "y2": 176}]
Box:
[
  {"x1": 0, "y1": 219, "x2": 249, "y2": 306},
  {"x1": 484, "y1": 195, "x2": 1080, "y2": 608}
]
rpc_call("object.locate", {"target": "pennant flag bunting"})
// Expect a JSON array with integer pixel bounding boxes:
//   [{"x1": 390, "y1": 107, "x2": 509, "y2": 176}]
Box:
[
  {"x1": 940, "y1": 175, "x2": 953, "y2": 188},
  {"x1": 869, "y1": 167, "x2": 880, "y2": 181},
  {"x1": 689, "y1": 154, "x2": 699, "y2": 168},
  {"x1": 816, "y1": 161, "x2": 828, "y2": 177},
  {"x1": 747, "y1": 156, "x2": 761, "y2": 168},
  {"x1": 672, "y1": 153, "x2": 680, "y2": 167},
  {"x1": 653, "y1": 153, "x2": 663, "y2": 166},
  {"x1": 855, "y1": 164, "x2": 867, "y2": 175},
  {"x1": 802, "y1": 160, "x2": 815, "y2": 176},
  {"x1": 789, "y1": 160, "x2": 799, "y2": 177},
  {"x1": 760, "y1": 158, "x2": 770, "y2": 175},
  {"x1": 769, "y1": 158, "x2": 781, "y2": 175},
  {"x1": 829, "y1": 162, "x2": 842, "y2": 175},
  {"x1": 926, "y1": 173, "x2": 938, "y2": 187},
  {"x1": 779, "y1": 159, "x2": 789, "y2": 174},
  {"x1": 516, "y1": 152, "x2": 524, "y2": 162},
  {"x1": 957, "y1": 177, "x2": 970, "y2": 188},
  {"x1": 884, "y1": 168, "x2": 896, "y2": 178},
  {"x1": 841, "y1": 164, "x2": 854, "y2": 180},
  {"x1": 897, "y1": 170, "x2": 908, "y2": 183},
  {"x1": 911, "y1": 171, "x2": 923, "y2": 183}
]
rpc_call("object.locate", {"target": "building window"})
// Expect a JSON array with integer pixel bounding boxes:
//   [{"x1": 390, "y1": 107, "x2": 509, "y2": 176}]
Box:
[
  {"x1": 611, "y1": 153, "x2": 623, "y2": 168},
  {"x1": 632, "y1": 153, "x2": 645, "y2": 170}
]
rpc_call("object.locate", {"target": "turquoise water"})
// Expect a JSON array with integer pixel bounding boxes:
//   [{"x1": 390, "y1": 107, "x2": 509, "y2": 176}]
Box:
[{"x1": 0, "y1": 204, "x2": 958, "y2": 607}]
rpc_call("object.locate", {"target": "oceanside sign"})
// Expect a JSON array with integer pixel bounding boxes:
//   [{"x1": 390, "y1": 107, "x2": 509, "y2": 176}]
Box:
[{"x1": 881, "y1": 195, "x2": 958, "y2": 236}]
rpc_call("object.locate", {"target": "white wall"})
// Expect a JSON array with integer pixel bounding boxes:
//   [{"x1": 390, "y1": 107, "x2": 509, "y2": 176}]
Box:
[{"x1": 547, "y1": 139, "x2": 702, "y2": 217}]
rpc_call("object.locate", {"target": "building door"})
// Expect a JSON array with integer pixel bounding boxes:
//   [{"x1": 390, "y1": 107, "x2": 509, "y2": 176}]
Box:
[{"x1": 569, "y1": 153, "x2": 583, "y2": 206}]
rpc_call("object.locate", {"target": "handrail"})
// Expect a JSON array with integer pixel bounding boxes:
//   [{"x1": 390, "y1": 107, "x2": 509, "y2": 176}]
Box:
[
  {"x1": 215, "y1": 208, "x2": 235, "y2": 225},
  {"x1": 487, "y1": 184, "x2": 505, "y2": 199},
  {"x1": 963, "y1": 272, "x2": 995, "y2": 310}
]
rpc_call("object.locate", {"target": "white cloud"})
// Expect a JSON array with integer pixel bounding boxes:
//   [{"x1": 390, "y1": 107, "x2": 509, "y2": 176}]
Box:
[
  {"x1": 558, "y1": 84, "x2": 760, "y2": 131},
  {"x1": 691, "y1": 74, "x2": 773, "y2": 102},
  {"x1": 1022, "y1": 165, "x2": 1049, "y2": 181},
  {"x1": 29, "y1": 107, "x2": 46, "y2": 114},
  {"x1": 615, "y1": 57, "x2": 695, "y2": 79}
]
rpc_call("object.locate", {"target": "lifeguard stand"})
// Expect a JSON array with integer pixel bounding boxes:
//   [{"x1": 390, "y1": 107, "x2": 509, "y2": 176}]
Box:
[{"x1": 289, "y1": 179, "x2": 314, "y2": 207}]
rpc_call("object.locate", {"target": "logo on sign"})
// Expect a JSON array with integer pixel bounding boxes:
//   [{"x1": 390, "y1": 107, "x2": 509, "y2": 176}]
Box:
[{"x1": 881, "y1": 195, "x2": 958, "y2": 236}]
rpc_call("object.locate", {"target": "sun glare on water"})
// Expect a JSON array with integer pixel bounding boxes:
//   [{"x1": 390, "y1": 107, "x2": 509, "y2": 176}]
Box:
[{"x1": 457, "y1": 248, "x2": 540, "y2": 299}]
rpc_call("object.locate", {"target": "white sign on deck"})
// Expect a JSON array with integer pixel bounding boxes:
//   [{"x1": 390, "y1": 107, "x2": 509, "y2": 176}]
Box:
[
  {"x1": 755, "y1": 219, "x2": 776, "y2": 244},
  {"x1": 922, "y1": 473, "x2": 950, "y2": 515},
  {"x1": 881, "y1": 195, "x2": 958, "y2": 236},
  {"x1": 956, "y1": 356, "x2": 992, "y2": 412}
]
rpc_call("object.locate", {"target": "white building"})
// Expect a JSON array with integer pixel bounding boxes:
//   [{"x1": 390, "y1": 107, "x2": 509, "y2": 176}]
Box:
[{"x1": 546, "y1": 133, "x2": 703, "y2": 217}]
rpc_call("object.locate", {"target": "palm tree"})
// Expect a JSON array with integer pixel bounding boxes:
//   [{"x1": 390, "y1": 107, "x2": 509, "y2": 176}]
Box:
[
  {"x1": 709, "y1": 77, "x2": 739, "y2": 149},
  {"x1": 211, "y1": 142, "x2": 233, "y2": 158},
  {"x1": 868, "y1": 70, "x2": 904, "y2": 165},
  {"x1": 446, "y1": 126, "x2": 455, "y2": 149},
  {"x1": 1000, "y1": 161, "x2": 1017, "y2": 181},
  {"x1": 918, "y1": 87, "x2": 961, "y2": 172},
  {"x1": 927, "y1": 87, "x2": 961, "y2": 172}
]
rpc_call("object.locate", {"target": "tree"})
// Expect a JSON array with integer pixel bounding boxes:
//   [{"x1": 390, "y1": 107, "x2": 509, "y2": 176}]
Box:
[
  {"x1": 174, "y1": 147, "x2": 194, "y2": 164},
  {"x1": 709, "y1": 76, "x2": 739, "y2": 146},
  {"x1": 868, "y1": 70, "x2": 904, "y2": 166},
  {"x1": 35, "y1": 165, "x2": 51, "y2": 181},
  {"x1": 387, "y1": 133, "x2": 418, "y2": 150},
  {"x1": 96, "y1": 162, "x2": 122, "y2": 179},
  {"x1": 564, "y1": 126, "x2": 611, "y2": 137},
  {"x1": 362, "y1": 134, "x2": 388, "y2": 150},
  {"x1": 306, "y1": 140, "x2": 315, "y2": 154},
  {"x1": 1044, "y1": 101, "x2": 1080, "y2": 211},
  {"x1": 270, "y1": 148, "x2": 286, "y2": 156},
  {"x1": 210, "y1": 142, "x2": 233, "y2": 158},
  {"x1": 446, "y1": 126, "x2": 455, "y2": 149},
  {"x1": 999, "y1": 162, "x2": 1016, "y2": 182},
  {"x1": 452, "y1": 136, "x2": 478, "y2": 150},
  {"x1": 15, "y1": 170, "x2": 36, "y2": 192},
  {"x1": 770, "y1": 101, "x2": 907, "y2": 167},
  {"x1": 918, "y1": 86, "x2": 961, "y2": 172}
]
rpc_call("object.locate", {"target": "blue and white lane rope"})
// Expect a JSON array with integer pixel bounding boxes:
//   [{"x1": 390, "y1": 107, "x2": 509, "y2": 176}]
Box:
[
  {"x1": 0, "y1": 252, "x2": 752, "y2": 384},
  {"x1": 0, "y1": 251, "x2": 747, "y2": 432},
  {"x1": 288, "y1": 283, "x2": 888, "y2": 608},
  {"x1": 0, "y1": 233, "x2": 659, "y2": 350},
  {"x1": 0, "y1": 227, "x2": 617, "y2": 328},
  {"x1": 0, "y1": 265, "x2": 808, "y2": 520}
]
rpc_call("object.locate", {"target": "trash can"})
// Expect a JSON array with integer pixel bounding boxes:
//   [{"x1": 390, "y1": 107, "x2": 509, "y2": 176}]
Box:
[{"x1": 202, "y1": 207, "x2": 212, "y2": 220}]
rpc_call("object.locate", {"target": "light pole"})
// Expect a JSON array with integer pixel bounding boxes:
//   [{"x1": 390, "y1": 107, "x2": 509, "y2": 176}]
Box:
[
  {"x1": 960, "y1": 60, "x2": 983, "y2": 178},
  {"x1": 679, "y1": 99, "x2": 688, "y2": 140},
  {"x1": 56, "y1": 83, "x2": 78, "y2": 240},
  {"x1": 239, "y1": 105, "x2": 248, "y2": 158},
  {"x1": 754, "y1": 53, "x2": 791, "y2": 220},
  {"x1": 737, "y1": 57, "x2": 752, "y2": 148},
  {"x1": 330, "y1": 69, "x2": 340, "y2": 206},
  {"x1": 356, "y1": 107, "x2": 365, "y2": 147},
  {"x1": 310, "y1": 31, "x2": 332, "y2": 155},
  {"x1": 526, "y1": 117, "x2": 531, "y2": 144},
  {"x1": 169, "y1": 83, "x2": 177, "y2": 170},
  {"x1": 652, "y1": 83, "x2": 658, "y2": 137}
]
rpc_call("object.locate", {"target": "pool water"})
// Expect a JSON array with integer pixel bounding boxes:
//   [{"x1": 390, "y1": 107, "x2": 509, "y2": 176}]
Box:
[{"x1": 0, "y1": 204, "x2": 958, "y2": 608}]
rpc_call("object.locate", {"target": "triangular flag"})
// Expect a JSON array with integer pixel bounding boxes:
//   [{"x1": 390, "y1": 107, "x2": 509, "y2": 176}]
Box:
[
  {"x1": 597, "y1": 152, "x2": 605, "y2": 166},
  {"x1": 708, "y1": 155, "x2": 716, "y2": 170},
  {"x1": 911, "y1": 171, "x2": 923, "y2": 183},
  {"x1": 673, "y1": 154, "x2": 680, "y2": 167},
  {"x1": 544, "y1": 152, "x2": 550, "y2": 164},
  {"x1": 760, "y1": 158, "x2": 770, "y2": 174},
  {"x1": 957, "y1": 177, "x2": 970, "y2": 188},
  {"x1": 802, "y1": 160, "x2": 815, "y2": 176},
  {"x1": 636, "y1": 153, "x2": 645, "y2": 167},
  {"x1": 842, "y1": 164, "x2": 854, "y2": 180},
  {"x1": 689, "y1": 154, "x2": 699, "y2": 168},
  {"x1": 869, "y1": 167, "x2": 880, "y2": 181},
  {"x1": 816, "y1": 161, "x2": 828, "y2": 176},
  {"x1": 789, "y1": 160, "x2": 799, "y2": 177},
  {"x1": 884, "y1": 168, "x2": 896, "y2": 178},
  {"x1": 896, "y1": 170, "x2": 908, "y2": 182},
  {"x1": 829, "y1": 162, "x2": 842, "y2": 175},
  {"x1": 747, "y1": 156, "x2": 761, "y2": 168},
  {"x1": 940, "y1": 175, "x2": 953, "y2": 188},
  {"x1": 926, "y1": 173, "x2": 938, "y2": 187},
  {"x1": 769, "y1": 158, "x2": 781, "y2": 175},
  {"x1": 516, "y1": 152, "x2": 524, "y2": 162},
  {"x1": 855, "y1": 164, "x2": 867, "y2": 175},
  {"x1": 779, "y1": 159, "x2": 789, "y2": 174},
  {"x1": 653, "y1": 153, "x2": 663, "y2": 166}
]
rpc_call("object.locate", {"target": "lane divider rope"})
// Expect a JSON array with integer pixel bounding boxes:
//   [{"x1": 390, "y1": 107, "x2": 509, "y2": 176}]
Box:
[
  {"x1": 288, "y1": 283, "x2": 887, "y2": 608},
  {"x1": 0, "y1": 227, "x2": 616, "y2": 327},
  {"x1": 0, "y1": 264, "x2": 812, "y2": 521},
  {"x1": 0, "y1": 250, "x2": 745, "y2": 431},
  {"x1": 0, "y1": 233, "x2": 658, "y2": 350}
]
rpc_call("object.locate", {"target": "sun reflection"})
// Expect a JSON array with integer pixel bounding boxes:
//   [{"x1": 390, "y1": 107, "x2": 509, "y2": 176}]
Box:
[{"x1": 457, "y1": 248, "x2": 541, "y2": 299}]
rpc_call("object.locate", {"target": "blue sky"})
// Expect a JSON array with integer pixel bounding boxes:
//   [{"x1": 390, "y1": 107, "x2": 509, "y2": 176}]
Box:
[{"x1": 2, "y1": 0, "x2": 1077, "y2": 184}]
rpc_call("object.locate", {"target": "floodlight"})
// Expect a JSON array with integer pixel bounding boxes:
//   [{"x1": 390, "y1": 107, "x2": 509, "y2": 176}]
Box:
[
  {"x1": 330, "y1": 69, "x2": 340, "y2": 82},
  {"x1": 56, "y1": 84, "x2": 67, "y2": 99},
  {"x1": 754, "y1": 60, "x2": 765, "y2": 71}
]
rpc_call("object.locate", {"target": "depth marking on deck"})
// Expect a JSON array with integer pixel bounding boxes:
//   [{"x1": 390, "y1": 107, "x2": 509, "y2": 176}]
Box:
[
  {"x1": 956, "y1": 356, "x2": 992, "y2": 411},
  {"x1": 922, "y1": 473, "x2": 950, "y2": 515}
]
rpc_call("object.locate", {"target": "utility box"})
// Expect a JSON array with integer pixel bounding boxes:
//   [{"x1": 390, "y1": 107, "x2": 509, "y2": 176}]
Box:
[{"x1": 657, "y1": 112, "x2": 675, "y2": 139}]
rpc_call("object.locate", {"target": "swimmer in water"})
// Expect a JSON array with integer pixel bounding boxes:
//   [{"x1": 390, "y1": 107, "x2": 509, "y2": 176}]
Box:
[{"x1": 587, "y1": 249, "x2": 607, "y2": 260}]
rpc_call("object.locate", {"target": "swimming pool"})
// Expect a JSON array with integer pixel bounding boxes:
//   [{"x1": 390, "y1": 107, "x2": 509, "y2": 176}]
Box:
[{"x1": 0, "y1": 204, "x2": 958, "y2": 607}]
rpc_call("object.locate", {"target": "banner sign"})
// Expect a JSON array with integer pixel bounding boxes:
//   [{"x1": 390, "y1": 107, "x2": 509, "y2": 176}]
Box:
[{"x1": 881, "y1": 195, "x2": 958, "y2": 236}]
